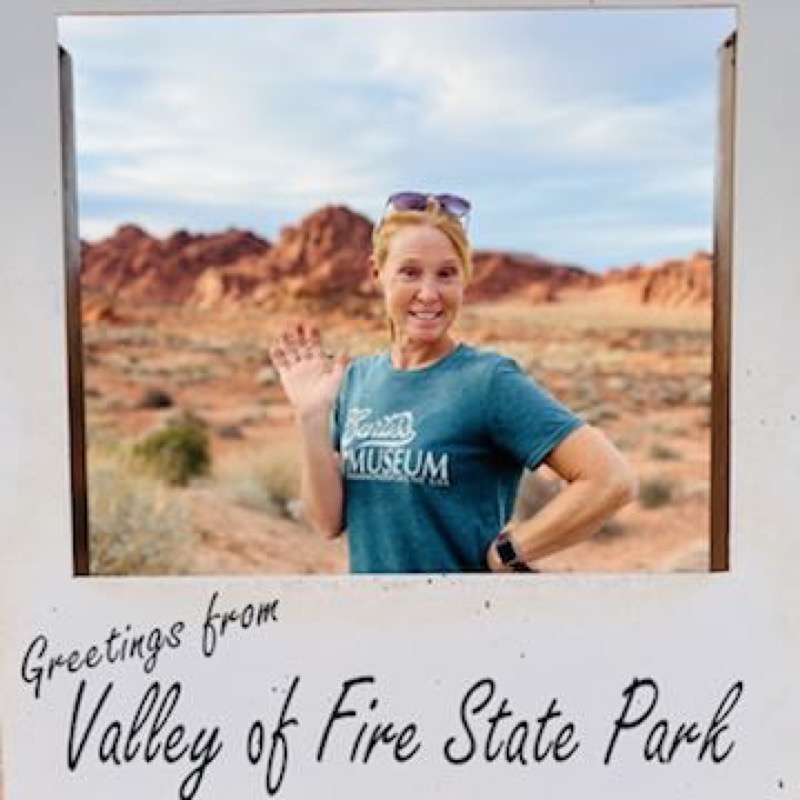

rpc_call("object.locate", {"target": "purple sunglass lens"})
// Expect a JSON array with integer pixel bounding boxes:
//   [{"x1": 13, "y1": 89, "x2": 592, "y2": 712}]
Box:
[
  {"x1": 387, "y1": 191, "x2": 429, "y2": 212},
  {"x1": 436, "y1": 194, "x2": 471, "y2": 217},
  {"x1": 386, "y1": 191, "x2": 471, "y2": 219}
]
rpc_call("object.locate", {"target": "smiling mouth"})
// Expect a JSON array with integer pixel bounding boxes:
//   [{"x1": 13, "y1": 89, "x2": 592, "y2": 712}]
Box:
[{"x1": 409, "y1": 310, "x2": 443, "y2": 321}]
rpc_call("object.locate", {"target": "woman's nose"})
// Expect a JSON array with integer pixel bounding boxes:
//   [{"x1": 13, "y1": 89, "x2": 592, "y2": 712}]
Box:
[{"x1": 415, "y1": 277, "x2": 440, "y2": 301}]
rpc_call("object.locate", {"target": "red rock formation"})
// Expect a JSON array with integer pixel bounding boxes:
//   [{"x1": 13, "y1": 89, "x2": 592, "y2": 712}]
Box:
[
  {"x1": 468, "y1": 251, "x2": 593, "y2": 302},
  {"x1": 601, "y1": 251, "x2": 712, "y2": 307},
  {"x1": 190, "y1": 263, "x2": 268, "y2": 311},
  {"x1": 81, "y1": 225, "x2": 271, "y2": 304},
  {"x1": 80, "y1": 208, "x2": 712, "y2": 313},
  {"x1": 251, "y1": 205, "x2": 376, "y2": 306}
]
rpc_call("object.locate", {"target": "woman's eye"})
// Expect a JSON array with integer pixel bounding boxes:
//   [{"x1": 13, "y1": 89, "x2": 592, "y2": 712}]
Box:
[{"x1": 399, "y1": 266, "x2": 419, "y2": 278}]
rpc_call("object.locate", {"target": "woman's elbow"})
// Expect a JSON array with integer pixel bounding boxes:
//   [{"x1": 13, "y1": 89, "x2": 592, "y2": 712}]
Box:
[
  {"x1": 307, "y1": 509, "x2": 344, "y2": 539},
  {"x1": 604, "y1": 461, "x2": 638, "y2": 510},
  {"x1": 318, "y1": 521, "x2": 344, "y2": 540}
]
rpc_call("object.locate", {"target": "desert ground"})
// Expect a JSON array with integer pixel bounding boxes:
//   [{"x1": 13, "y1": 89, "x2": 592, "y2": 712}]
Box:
[{"x1": 81, "y1": 293, "x2": 713, "y2": 576}]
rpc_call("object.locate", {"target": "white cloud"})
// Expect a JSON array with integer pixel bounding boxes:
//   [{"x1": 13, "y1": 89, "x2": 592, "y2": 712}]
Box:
[
  {"x1": 58, "y1": 9, "x2": 732, "y2": 263},
  {"x1": 64, "y1": 21, "x2": 396, "y2": 216},
  {"x1": 350, "y1": 16, "x2": 716, "y2": 166}
]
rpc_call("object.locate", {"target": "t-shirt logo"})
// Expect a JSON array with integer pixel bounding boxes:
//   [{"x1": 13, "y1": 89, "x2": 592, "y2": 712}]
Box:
[
  {"x1": 341, "y1": 407, "x2": 450, "y2": 487},
  {"x1": 342, "y1": 408, "x2": 417, "y2": 448}
]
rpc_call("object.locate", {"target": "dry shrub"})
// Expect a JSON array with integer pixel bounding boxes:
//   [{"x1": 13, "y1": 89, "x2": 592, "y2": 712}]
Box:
[
  {"x1": 216, "y1": 424, "x2": 244, "y2": 440},
  {"x1": 222, "y1": 443, "x2": 302, "y2": 518},
  {"x1": 638, "y1": 475, "x2": 676, "y2": 509},
  {"x1": 139, "y1": 387, "x2": 174, "y2": 409},
  {"x1": 649, "y1": 442, "x2": 681, "y2": 461},
  {"x1": 594, "y1": 518, "x2": 628, "y2": 542},
  {"x1": 88, "y1": 453, "x2": 196, "y2": 575}
]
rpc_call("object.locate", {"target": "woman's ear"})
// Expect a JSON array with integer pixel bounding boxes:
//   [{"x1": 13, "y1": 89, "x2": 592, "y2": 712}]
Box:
[{"x1": 368, "y1": 254, "x2": 380, "y2": 280}]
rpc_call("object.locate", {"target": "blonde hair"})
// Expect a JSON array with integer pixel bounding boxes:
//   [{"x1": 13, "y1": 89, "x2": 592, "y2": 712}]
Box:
[{"x1": 372, "y1": 198, "x2": 473, "y2": 282}]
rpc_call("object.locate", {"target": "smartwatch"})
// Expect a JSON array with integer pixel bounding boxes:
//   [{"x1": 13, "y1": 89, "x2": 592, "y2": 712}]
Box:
[{"x1": 495, "y1": 530, "x2": 533, "y2": 573}]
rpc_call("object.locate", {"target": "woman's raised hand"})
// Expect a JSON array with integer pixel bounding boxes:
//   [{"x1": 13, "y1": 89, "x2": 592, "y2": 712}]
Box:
[{"x1": 269, "y1": 322, "x2": 348, "y2": 419}]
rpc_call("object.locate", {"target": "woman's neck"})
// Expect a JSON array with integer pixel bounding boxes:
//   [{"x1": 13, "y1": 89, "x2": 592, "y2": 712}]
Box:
[{"x1": 390, "y1": 336, "x2": 457, "y2": 370}]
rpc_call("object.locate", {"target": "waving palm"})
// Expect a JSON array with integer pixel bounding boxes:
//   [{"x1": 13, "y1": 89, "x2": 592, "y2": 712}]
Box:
[{"x1": 270, "y1": 322, "x2": 347, "y2": 418}]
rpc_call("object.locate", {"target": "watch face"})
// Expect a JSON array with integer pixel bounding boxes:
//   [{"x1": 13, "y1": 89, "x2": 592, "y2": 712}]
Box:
[{"x1": 496, "y1": 537, "x2": 517, "y2": 566}]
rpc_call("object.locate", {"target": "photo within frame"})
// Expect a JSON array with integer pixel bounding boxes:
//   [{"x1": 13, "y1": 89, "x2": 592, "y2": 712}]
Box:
[{"x1": 57, "y1": 9, "x2": 735, "y2": 577}]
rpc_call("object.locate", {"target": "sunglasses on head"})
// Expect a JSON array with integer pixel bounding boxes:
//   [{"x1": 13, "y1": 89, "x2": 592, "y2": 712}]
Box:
[{"x1": 385, "y1": 191, "x2": 471, "y2": 220}]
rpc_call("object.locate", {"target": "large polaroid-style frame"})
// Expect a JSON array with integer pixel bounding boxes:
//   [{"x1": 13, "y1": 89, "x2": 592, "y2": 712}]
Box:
[{"x1": 1, "y1": 2, "x2": 798, "y2": 799}]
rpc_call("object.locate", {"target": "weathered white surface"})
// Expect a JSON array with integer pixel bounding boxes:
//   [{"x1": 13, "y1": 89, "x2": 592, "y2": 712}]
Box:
[{"x1": 1, "y1": 1, "x2": 798, "y2": 798}]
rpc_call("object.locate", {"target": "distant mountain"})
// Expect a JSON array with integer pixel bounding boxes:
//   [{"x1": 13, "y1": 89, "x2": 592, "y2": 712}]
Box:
[
  {"x1": 80, "y1": 207, "x2": 712, "y2": 318},
  {"x1": 81, "y1": 224, "x2": 272, "y2": 304},
  {"x1": 190, "y1": 205, "x2": 377, "y2": 313},
  {"x1": 601, "y1": 251, "x2": 713, "y2": 307},
  {"x1": 469, "y1": 251, "x2": 594, "y2": 302}
]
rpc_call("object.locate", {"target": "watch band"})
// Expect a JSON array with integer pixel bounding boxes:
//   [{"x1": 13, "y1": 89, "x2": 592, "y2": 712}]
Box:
[{"x1": 495, "y1": 530, "x2": 533, "y2": 572}]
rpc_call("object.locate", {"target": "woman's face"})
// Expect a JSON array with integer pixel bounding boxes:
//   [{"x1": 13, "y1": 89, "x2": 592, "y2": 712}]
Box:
[{"x1": 379, "y1": 224, "x2": 465, "y2": 348}]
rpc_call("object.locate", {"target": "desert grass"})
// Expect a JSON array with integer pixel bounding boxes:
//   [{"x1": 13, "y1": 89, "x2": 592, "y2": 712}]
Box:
[
  {"x1": 220, "y1": 442, "x2": 303, "y2": 519},
  {"x1": 88, "y1": 450, "x2": 197, "y2": 575}
]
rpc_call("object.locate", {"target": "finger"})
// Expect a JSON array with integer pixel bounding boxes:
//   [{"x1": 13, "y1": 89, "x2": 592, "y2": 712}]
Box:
[
  {"x1": 295, "y1": 321, "x2": 307, "y2": 348},
  {"x1": 302, "y1": 343, "x2": 318, "y2": 361},
  {"x1": 269, "y1": 344, "x2": 290, "y2": 371},
  {"x1": 280, "y1": 330, "x2": 303, "y2": 362},
  {"x1": 276, "y1": 330, "x2": 290, "y2": 352},
  {"x1": 280, "y1": 336, "x2": 304, "y2": 364},
  {"x1": 303, "y1": 321, "x2": 318, "y2": 346},
  {"x1": 307, "y1": 325, "x2": 323, "y2": 356},
  {"x1": 291, "y1": 324, "x2": 311, "y2": 360},
  {"x1": 299, "y1": 322, "x2": 317, "y2": 356},
  {"x1": 306, "y1": 330, "x2": 323, "y2": 359}
]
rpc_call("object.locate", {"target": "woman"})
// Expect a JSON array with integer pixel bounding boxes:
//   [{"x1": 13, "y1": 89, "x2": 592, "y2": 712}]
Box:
[{"x1": 270, "y1": 192, "x2": 636, "y2": 573}]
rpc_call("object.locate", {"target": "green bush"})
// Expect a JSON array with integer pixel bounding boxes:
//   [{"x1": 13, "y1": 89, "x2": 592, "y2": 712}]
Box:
[{"x1": 132, "y1": 416, "x2": 211, "y2": 486}]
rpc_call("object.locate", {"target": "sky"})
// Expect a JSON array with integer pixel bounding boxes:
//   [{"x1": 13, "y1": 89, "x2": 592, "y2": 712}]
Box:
[{"x1": 59, "y1": 8, "x2": 736, "y2": 272}]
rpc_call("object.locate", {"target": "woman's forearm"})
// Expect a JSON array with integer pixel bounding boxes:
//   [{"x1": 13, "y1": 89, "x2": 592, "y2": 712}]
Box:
[
  {"x1": 488, "y1": 471, "x2": 636, "y2": 570},
  {"x1": 519, "y1": 474, "x2": 634, "y2": 561},
  {"x1": 487, "y1": 425, "x2": 637, "y2": 571},
  {"x1": 297, "y1": 409, "x2": 344, "y2": 538},
  {"x1": 269, "y1": 322, "x2": 349, "y2": 538}
]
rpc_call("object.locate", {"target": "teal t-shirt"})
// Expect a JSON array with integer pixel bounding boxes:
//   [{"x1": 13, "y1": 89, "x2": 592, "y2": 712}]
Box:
[{"x1": 331, "y1": 344, "x2": 584, "y2": 574}]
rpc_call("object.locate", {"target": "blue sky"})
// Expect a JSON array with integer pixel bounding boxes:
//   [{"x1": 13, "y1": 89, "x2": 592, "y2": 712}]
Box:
[{"x1": 59, "y1": 9, "x2": 735, "y2": 271}]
